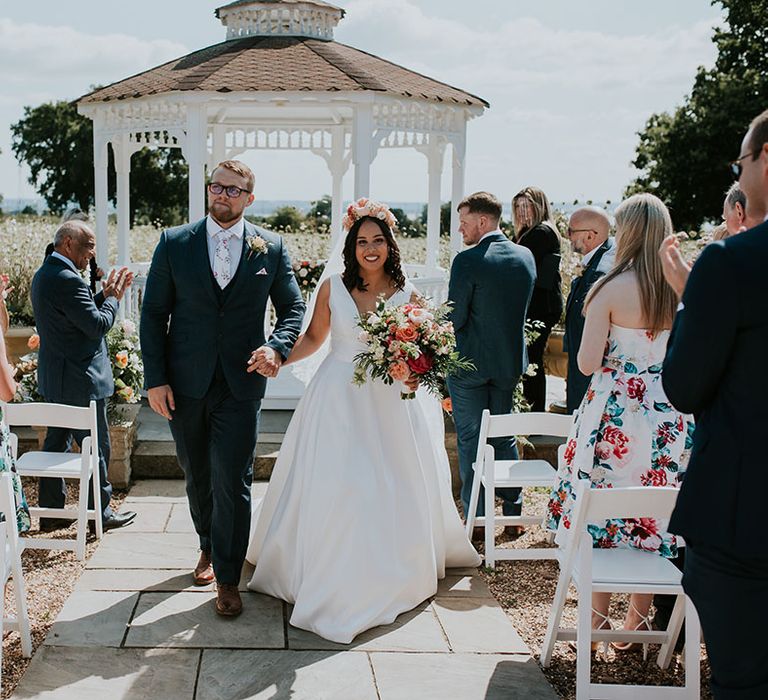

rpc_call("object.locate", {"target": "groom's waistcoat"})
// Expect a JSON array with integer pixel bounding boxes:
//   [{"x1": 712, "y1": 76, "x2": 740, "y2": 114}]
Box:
[{"x1": 139, "y1": 217, "x2": 305, "y2": 401}]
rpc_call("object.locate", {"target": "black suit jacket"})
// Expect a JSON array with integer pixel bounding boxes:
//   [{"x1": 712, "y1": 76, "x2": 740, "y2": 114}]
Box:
[
  {"x1": 31, "y1": 255, "x2": 118, "y2": 404},
  {"x1": 563, "y1": 238, "x2": 615, "y2": 412},
  {"x1": 139, "y1": 218, "x2": 305, "y2": 401},
  {"x1": 448, "y1": 232, "x2": 536, "y2": 380},
  {"x1": 663, "y1": 222, "x2": 768, "y2": 559}
]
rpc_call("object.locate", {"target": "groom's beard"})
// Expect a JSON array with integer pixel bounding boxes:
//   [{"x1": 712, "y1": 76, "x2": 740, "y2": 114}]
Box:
[{"x1": 209, "y1": 200, "x2": 242, "y2": 225}]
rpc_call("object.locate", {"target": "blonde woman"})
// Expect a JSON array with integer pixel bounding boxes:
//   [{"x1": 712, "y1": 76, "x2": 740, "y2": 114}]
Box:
[
  {"x1": 546, "y1": 193, "x2": 694, "y2": 653},
  {"x1": 512, "y1": 186, "x2": 563, "y2": 412}
]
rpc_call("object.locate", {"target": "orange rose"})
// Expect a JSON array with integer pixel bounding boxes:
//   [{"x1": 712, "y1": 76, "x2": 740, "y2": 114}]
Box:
[
  {"x1": 441, "y1": 397, "x2": 453, "y2": 413},
  {"x1": 388, "y1": 360, "x2": 411, "y2": 382},
  {"x1": 27, "y1": 333, "x2": 40, "y2": 351},
  {"x1": 395, "y1": 325, "x2": 418, "y2": 342},
  {"x1": 115, "y1": 351, "x2": 129, "y2": 369}
]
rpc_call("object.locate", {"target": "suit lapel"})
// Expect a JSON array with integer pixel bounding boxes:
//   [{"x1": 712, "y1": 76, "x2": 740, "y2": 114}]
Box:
[{"x1": 192, "y1": 218, "x2": 219, "y2": 305}]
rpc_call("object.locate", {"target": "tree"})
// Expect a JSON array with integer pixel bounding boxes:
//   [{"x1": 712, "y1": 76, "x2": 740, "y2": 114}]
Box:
[
  {"x1": 266, "y1": 205, "x2": 305, "y2": 232},
  {"x1": 306, "y1": 194, "x2": 331, "y2": 231},
  {"x1": 419, "y1": 202, "x2": 453, "y2": 236},
  {"x1": 626, "y1": 0, "x2": 768, "y2": 229},
  {"x1": 11, "y1": 98, "x2": 188, "y2": 225}
]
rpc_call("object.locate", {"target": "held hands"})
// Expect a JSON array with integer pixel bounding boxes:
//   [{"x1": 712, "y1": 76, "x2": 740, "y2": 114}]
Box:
[
  {"x1": 148, "y1": 385, "x2": 176, "y2": 420},
  {"x1": 658, "y1": 234, "x2": 691, "y2": 301},
  {"x1": 247, "y1": 345, "x2": 283, "y2": 378},
  {"x1": 403, "y1": 372, "x2": 420, "y2": 392},
  {"x1": 103, "y1": 267, "x2": 135, "y2": 301}
]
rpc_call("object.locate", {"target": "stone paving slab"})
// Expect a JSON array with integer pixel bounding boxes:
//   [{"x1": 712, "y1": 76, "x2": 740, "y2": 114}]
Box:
[
  {"x1": 11, "y1": 647, "x2": 199, "y2": 699},
  {"x1": 86, "y1": 532, "x2": 200, "y2": 569},
  {"x1": 44, "y1": 591, "x2": 138, "y2": 648},
  {"x1": 116, "y1": 502, "x2": 172, "y2": 532},
  {"x1": 124, "y1": 479, "x2": 188, "y2": 502},
  {"x1": 165, "y1": 503, "x2": 195, "y2": 533},
  {"x1": 124, "y1": 591, "x2": 284, "y2": 649},
  {"x1": 437, "y1": 574, "x2": 493, "y2": 598},
  {"x1": 197, "y1": 649, "x2": 378, "y2": 700},
  {"x1": 370, "y1": 652, "x2": 558, "y2": 700},
  {"x1": 287, "y1": 602, "x2": 450, "y2": 652},
  {"x1": 432, "y1": 597, "x2": 529, "y2": 654},
  {"x1": 76, "y1": 563, "x2": 256, "y2": 593}
]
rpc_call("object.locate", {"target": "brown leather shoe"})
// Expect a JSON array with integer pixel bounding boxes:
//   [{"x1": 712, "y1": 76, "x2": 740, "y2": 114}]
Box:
[
  {"x1": 504, "y1": 525, "x2": 525, "y2": 540},
  {"x1": 215, "y1": 583, "x2": 242, "y2": 617},
  {"x1": 193, "y1": 551, "x2": 215, "y2": 586},
  {"x1": 470, "y1": 526, "x2": 485, "y2": 543}
]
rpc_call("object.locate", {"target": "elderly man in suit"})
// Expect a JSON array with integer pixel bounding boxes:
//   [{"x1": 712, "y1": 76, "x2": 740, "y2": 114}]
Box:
[
  {"x1": 31, "y1": 221, "x2": 136, "y2": 532},
  {"x1": 447, "y1": 192, "x2": 536, "y2": 535},
  {"x1": 562, "y1": 206, "x2": 615, "y2": 413},
  {"x1": 140, "y1": 160, "x2": 305, "y2": 617},
  {"x1": 661, "y1": 109, "x2": 768, "y2": 699}
]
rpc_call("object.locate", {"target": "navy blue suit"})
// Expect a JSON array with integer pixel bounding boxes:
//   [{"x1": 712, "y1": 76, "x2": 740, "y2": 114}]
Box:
[
  {"x1": 563, "y1": 238, "x2": 615, "y2": 413},
  {"x1": 447, "y1": 232, "x2": 536, "y2": 517},
  {"x1": 140, "y1": 218, "x2": 304, "y2": 583},
  {"x1": 31, "y1": 254, "x2": 118, "y2": 519},
  {"x1": 663, "y1": 222, "x2": 768, "y2": 699}
]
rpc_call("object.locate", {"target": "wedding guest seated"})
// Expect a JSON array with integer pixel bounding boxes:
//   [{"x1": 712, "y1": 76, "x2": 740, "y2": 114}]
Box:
[
  {"x1": 0, "y1": 277, "x2": 31, "y2": 533},
  {"x1": 512, "y1": 186, "x2": 563, "y2": 412},
  {"x1": 546, "y1": 193, "x2": 694, "y2": 655},
  {"x1": 562, "y1": 206, "x2": 615, "y2": 413}
]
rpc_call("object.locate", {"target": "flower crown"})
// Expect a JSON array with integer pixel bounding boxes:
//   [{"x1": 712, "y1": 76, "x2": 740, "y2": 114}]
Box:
[{"x1": 342, "y1": 198, "x2": 397, "y2": 232}]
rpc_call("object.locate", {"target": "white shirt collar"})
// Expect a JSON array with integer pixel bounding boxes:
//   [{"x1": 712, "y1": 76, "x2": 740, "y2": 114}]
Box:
[
  {"x1": 50, "y1": 251, "x2": 79, "y2": 273},
  {"x1": 477, "y1": 229, "x2": 502, "y2": 245},
  {"x1": 206, "y1": 214, "x2": 245, "y2": 239},
  {"x1": 581, "y1": 239, "x2": 610, "y2": 267}
]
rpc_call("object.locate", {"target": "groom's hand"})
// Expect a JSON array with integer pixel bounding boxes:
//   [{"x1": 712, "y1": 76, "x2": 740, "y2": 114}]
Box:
[
  {"x1": 148, "y1": 384, "x2": 176, "y2": 420},
  {"x1": 247, "y1": 346, "x2": 282, "y2": 377}
]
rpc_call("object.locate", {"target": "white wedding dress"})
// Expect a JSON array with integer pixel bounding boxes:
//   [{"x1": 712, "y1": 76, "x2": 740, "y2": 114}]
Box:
[{"x1": 246, "y1": 274, "x2": 480, "y2": 643}]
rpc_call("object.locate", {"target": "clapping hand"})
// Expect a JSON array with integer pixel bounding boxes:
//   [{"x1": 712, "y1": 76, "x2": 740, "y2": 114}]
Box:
[
  {"x1": 658, "y1": 234, "x2": 691, "y2": 300},
  {"x1": 103, "y1": 267, "x2": 135, "y2": 301},
  {"x1": 247, "y1": 346, "x2": 283, "y2": 377}
]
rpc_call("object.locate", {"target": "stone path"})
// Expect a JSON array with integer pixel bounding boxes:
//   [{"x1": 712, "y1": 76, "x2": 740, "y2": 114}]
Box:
[{"x1": 12, "y1": 480, "x2": 557, "y2": 700}]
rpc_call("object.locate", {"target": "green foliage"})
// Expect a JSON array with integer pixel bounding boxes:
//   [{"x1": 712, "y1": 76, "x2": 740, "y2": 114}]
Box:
[
  {"x1": 626, "y1": 0, "x2": 768, "y2": 229},
  {"x1": 266, "y1": 206, "x2": 305, "y2": 232},
  {"x1": 306, "y1": 194, "x2": 331, "y2": 232},
  {"x1": 419, "y1": 202, "x2": 453, "y2": 236},
  {"x1": 10, "y1": 98, "x2": 189, "y2": 226}
]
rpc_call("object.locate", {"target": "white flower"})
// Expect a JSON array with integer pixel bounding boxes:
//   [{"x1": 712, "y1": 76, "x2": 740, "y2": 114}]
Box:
[
  {"x1": 298, "y1": 268, "x2": 308, "y2": 278},
  {"x1": 120, "y1": 319, "x2": 136, "y2": 335},
  {"x1": 408, "y1": 307, "x2": 433, "y2": 325},
  {"x1": 358, "y1": 331, "x2": 371, "y2": 344},
  {"x1": 367, "y1": 313, "x2": 381, "y2": 325},
  {"x1": 246, "y1": 234, "x2": 269, "y2": 258}
]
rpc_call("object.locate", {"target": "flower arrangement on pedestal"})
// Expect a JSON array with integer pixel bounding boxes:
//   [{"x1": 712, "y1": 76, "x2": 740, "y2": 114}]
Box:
[{"x1": 292, "y1": 259, "x2": 326, "y2": 300}]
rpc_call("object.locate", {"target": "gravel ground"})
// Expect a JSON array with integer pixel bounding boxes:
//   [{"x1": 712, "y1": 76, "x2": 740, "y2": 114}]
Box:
[
  {"x1": 2, "y1": 478, "x2": 127, "y2": 699},
  {"x1": 475, "y1": 489, "x2": 712, "y2": 699}
]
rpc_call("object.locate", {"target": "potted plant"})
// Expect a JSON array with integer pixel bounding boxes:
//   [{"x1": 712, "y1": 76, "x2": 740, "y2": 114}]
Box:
[{"x1": 3, "y1": 263, "x2": 37, "y2": 365}]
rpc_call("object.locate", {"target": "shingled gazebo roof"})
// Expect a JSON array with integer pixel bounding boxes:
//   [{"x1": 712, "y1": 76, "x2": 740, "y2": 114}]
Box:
[{"x1": 78, "y1": 36, "x2": 488, "y2": 108}]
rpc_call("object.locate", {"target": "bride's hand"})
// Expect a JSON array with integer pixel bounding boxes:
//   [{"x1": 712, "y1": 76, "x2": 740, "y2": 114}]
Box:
[{"x1": 404, "y1": 373, "x2": 420, "y2": 392}]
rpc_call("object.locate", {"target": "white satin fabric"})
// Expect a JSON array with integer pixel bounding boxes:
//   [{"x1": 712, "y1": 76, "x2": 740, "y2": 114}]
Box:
[{"x1": 246, "y1": 274, "x2": 480, "y2": 643}]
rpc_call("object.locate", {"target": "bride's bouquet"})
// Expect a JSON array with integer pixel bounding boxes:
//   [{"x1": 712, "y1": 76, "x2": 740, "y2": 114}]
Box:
[{"x1": 352, "y1": 296, "x2": 473, "y2": 399}]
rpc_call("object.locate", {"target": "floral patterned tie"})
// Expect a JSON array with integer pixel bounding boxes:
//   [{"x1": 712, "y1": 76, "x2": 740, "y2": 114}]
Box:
[{"x1": 213, "y1": 230, "x2": 233, "y2": 289}]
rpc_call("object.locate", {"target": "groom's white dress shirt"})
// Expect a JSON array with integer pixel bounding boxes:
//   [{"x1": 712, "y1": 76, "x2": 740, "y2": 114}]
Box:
[
  {"x1": 206, "y1": 215, "x2": 244, "y2": 285},
  {"x1": 476, "y1": 229, "x2": 502, "y2": 245}
]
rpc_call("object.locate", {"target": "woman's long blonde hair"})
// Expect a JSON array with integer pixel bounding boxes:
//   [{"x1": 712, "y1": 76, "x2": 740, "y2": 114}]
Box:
[
  {"x1": 585, "y1": 193, "x2": 677, "y2": 336},
  {"x1": 512, "y1": 186, "x2": 558, "y2": 238}
]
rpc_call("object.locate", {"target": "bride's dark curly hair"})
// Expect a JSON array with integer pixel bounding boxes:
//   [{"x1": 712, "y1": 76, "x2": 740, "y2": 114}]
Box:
[{"x1": 342, "y1": 216, "x2": 406, "y2": 293}]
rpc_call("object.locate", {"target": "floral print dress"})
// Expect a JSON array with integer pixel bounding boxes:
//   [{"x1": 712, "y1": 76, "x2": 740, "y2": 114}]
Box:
[
  {"x1": 0, "y1": 405, "x2": 31, "y2": 532},
  {"x1": 546, "y1": 325, "x2": 694, "y2": 558}
]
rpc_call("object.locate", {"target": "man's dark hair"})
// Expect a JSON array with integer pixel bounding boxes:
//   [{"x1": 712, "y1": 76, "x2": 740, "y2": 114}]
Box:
[
  {"x1": 747, "y1": 108, "x2": 768, "y2": 157},
  {"x1": 457, "y1": 191, "x2": 502, "y2": 220}
]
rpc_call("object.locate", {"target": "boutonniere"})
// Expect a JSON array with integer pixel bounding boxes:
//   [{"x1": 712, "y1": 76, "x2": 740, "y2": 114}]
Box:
[{"x1": 246, "y1": 234, "x2": 269, "y2": 259}]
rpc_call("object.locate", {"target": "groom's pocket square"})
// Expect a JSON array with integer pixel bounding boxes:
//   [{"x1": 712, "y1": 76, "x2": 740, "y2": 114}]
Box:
[{"x1": 256, "y1": 268, "x2": 268, "y2": 275}]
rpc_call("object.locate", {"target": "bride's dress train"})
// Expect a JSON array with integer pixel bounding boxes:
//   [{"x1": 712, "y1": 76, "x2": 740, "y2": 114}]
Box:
[{"x1": 246, "y1": 274, "x2": 480, "y2": 643}]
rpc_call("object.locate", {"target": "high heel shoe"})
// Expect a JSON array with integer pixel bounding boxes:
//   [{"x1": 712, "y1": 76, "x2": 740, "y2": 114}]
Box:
[
  {"x1": 611, "y1": 601, "x2": 652, "y2": 660},
  {"x1": 569, "y1": 608, "x2": 612, "y2": 660}
]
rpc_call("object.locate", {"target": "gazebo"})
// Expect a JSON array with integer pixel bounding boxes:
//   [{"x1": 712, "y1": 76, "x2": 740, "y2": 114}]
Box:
[{"x1": 77, "y1": 0, "x2": 488, "y2": 277}]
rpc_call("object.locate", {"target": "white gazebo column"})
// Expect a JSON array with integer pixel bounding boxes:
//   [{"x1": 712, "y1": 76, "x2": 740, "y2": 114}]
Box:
[
  {"x1": 449, "y1": 128, "x2": 467, "y2": 261},
  {"x1": 211, "y1": 123, "x2": 227, "y2": 168},
  {"x1": 352, "y1": 103, "x2": 373, "y2": 200},
  {"x1": 424, "y1": 137, "x2": 445, "y2": 273},
  {"x1": 330, "y1": 126, "x2": 350, "y2": 247},
  {"x1": 184, "y1": 104, "x2": 208, "y2": 221},
  {"x1": 92, "y1": 126, "x2": 110, "y2": 264},
  {"x1": 112, "y1": 134, "x2": 134, "y2": 266}
]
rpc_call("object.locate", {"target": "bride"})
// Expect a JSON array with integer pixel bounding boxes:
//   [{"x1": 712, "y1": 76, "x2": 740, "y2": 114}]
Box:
[{"x1": 246, "y1": 200, "x2": 480, "y2": 644}]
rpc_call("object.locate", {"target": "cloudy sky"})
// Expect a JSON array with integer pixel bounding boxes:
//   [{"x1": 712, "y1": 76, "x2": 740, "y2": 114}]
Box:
[{"x1": 0, "y1": 0, "x2": 721, "y2": 206}]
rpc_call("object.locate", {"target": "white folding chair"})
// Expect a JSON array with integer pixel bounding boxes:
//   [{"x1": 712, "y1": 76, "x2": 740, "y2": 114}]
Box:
[
  {"x1": 4, "y1": 401, "x2": 103, "y2": 560},
  {"x1": 541, "y1": 480, "x2": 700, "y2": 699},
  {"x1": 0, "y1": 472, "x2": 33, "y2": 694},
  {"x1": 465, "y1": 410, "x2": 573, "y2": 565}
]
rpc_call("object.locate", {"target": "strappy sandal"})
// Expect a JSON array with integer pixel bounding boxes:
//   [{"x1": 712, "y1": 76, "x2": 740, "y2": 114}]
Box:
[
  {"x1": 612, "y1": 601, "x2": 652, "y2": 660},
  {"x1": 569, "y1": 608, "x2": 612, "y2": 660}
]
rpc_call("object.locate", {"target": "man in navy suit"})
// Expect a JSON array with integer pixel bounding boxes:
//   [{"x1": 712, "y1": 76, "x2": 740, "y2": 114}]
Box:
[
  {"x1": 140, "y1": 160, "x2": 304, "y2": 617},
  {"x1": 31, "y1": 221, "x2": 137, "y2": 532},
  {"x1": 562, "y1": 206, "x2": 615, "y2": 413},
  {"x1": 661, "y1": 109, "x2": 768, "y2": 698},
  {"x1": 447, "y1": 192, "x2": 536, "y2": 532}
]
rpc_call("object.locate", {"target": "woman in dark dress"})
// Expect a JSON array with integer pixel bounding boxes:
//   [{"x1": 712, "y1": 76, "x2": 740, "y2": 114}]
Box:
[{"x1": 513, "y1": 186, "x2": 563, "y2": 412}]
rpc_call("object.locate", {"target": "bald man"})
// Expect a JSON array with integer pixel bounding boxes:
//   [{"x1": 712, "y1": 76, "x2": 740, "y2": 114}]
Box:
[{"x1": 562, "y1": 206, "x2": 615, "y2": 413}]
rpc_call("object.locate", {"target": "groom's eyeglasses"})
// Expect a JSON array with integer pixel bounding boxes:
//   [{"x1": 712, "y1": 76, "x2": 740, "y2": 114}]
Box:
[{"x1": 208, "y1": 182, "x2": 252, "y2": 198}]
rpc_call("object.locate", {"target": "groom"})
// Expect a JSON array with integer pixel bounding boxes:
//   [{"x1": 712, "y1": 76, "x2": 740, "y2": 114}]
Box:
[{"x1": 140, "y1": 160, "x2": 305, "y2": 617}]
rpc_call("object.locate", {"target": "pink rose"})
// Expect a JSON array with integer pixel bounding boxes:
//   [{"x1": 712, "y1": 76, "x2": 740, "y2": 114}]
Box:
[
  {"x1": 388, "y1": 361, "x2": 411, "y2": 382},
  {"x1": 27, "y1": 333, "x2": 40, "y2": 351},
  {"x1": 395, "y1": 325, "x2": 419, "y2": 342}
]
